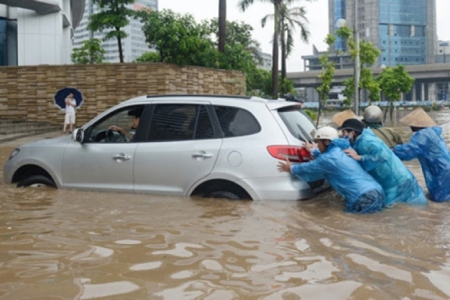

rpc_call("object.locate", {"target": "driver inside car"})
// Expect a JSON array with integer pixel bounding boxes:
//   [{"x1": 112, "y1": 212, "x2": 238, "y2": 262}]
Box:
[{"x1": 108, "y1": 108, "x2": 142, "y2": 141}]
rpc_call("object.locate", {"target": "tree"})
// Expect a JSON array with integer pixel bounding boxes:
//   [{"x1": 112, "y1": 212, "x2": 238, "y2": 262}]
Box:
[
  {"x1": 315, "y1": 34, "x2": 336, "y2": 126},
  {"x1": 207, "y1": 19, "x2": 275, "y2": 94},
  {"x1": 239, "y1": 0, "x2": 282, "y2": 99},
  {"x1": 71, "y1": 38, "x2": 106, "y2": 64},
  {"x1": 377, "y1": 65, "x2": 414, "y2": 120},
  {"x1": 134, "y1": 51, "x2": 160, "y2": 63},
  {"x1": 335, "y1": 26, "x2": 381, "y2": 109},
  {"x1": 206, "y1": 19, "x2": 261, "y2": 61},
  {"x1": 137, "y1": 9, "x2": 264, "y2": 94},
  {"x1": 207, "y1": 20, "x2": 264, "y2": 93},
  {"x1": 218, "y1": 0, "x2": 227, "y2": 52},
  {"x1": 136, "y1": 10, "x2": 216, "y2": 66},
  {"x1": 262, "y1": 3, "x2": 309, "y2": 83},
  {"x1": 247, "y1": 68, "x2": 272, "y2": 97},
  {"x1": 239, "y1": 0, "x2": 314, "y2": 99},
  {"x1": 87, "y1": 0, "x2": 135, "y2": 63}
]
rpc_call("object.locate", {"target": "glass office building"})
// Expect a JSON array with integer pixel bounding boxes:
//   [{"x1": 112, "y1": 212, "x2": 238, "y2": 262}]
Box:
[
  {"x1": 0, "y1": 17, "x2": 17, "y2": 66},
  {"x1": 0, "y1": 0, "x2": 84, "y2": 66},
  {"x1": 74, "y1": 0, "x2": 158, "y2": 63},
  {"x1": 328, "y1": 0, "x2": 436, "y2": 67},
  {"x1": 332, "y1": 0, "x2": 347, "y2": 52},
  {"x1": 379, "y1": 0, "x2": 428, "y2": 66}
]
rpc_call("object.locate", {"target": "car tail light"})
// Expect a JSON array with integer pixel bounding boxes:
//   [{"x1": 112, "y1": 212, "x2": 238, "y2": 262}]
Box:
[{"x1": 267, "y1": 145, "x2": 311, "y2": 163}]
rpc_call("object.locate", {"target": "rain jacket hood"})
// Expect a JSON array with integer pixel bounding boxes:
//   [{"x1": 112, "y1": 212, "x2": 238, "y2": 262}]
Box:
[
  {"x1": 394, "y1": 126, "x2": 450, "y2": 202},
  {"x1": 291, "y1": 140, "x2": 384, "y2": 213}
]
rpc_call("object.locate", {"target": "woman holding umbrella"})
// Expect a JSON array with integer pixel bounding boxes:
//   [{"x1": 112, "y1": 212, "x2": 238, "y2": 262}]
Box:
[
  {"x1": 63, "y1": 92, "x2": 76, "y2": 134},
  {"x1": 54, "y1": 87, "x2": 83, "y2": 134}
]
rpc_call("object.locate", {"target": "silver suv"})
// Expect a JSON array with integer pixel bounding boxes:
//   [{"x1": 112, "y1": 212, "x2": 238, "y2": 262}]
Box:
[{"x1": 4, "y1": 95, "x2": 325, "y2": 200}]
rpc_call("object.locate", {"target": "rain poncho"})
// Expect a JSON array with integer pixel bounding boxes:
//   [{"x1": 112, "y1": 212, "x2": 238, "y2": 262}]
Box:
[
  {"x1": 365, "y1": 124, "x2": 403, "y2": 149},
  {"x1": 291, "y1": 140, "x2": 384, "y2": 214},
  {"x1": 344, "y1": 128, "x2": 427, "y2": 207},
  {"x1": 394, "y1": 127, "x2": 450, "y2": 202}
]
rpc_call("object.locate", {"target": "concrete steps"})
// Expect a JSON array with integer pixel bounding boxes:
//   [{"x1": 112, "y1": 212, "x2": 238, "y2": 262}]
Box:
[{"x1": 0, "y1": 119, "x2": 61, "y2": 143}]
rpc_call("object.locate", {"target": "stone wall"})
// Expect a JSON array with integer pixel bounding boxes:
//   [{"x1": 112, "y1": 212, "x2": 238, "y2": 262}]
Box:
[{"x1": 0, "y1": 63, "x2": 246, "y2": 126}]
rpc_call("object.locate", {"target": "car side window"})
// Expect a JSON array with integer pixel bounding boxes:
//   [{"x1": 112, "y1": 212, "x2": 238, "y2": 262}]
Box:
[
  {"x1": 214, "y1": 106, "x2": 261, "y2": 137},
  {"x1": 86, "y1": 105, "x2": 144, "y2": 143},
  {"x1": 148, "y1": 104, "x2": 214, "y2": 141}
]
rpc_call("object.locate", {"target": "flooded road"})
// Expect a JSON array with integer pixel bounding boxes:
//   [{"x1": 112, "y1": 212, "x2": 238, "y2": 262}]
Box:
[{"x1": 1, "y1": 110, "x2": 450, "y2": 299}]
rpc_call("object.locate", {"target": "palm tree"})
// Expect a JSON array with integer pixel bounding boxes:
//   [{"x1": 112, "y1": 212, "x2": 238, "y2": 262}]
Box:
[
  {"x1": 239, "y1": 0, "x2": 310, "y2": 98},
  {"x1": 262, "y1": 3, "x2": 309, "y2": 85},
  {"x1": 218, "y1": 0, "x2": 227, "y2": 52},
  {"x1": 239, "y1": 0, "x2": 282, "y2": 99},
  {"x1": 279, "y1": 5, "x2": 309, "y2": 82}
]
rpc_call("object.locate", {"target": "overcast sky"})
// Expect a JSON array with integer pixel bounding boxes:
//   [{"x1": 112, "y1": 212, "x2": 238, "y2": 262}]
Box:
[{"x1": 159, "y1": 0, "x2": 450, "y2": 72}]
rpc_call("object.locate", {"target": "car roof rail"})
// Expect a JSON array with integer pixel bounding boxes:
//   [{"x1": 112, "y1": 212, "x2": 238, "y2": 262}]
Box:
[{"x1": 145, "y1": 94, "x2": 252, "y2": 100}]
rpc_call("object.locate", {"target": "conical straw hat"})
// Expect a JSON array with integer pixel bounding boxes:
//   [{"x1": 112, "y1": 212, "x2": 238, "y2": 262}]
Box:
[
  {"x1": 332, "y1": 109, "x2": 357, "y2": 127},
  {"x1": 399, "y1": 107, "x2": 437, "y2": 127}
]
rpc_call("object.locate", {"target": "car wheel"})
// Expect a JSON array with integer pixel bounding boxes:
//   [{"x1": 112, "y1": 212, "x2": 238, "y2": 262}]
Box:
[
  {"x1": 17, "y1": 175, "x2": 56, "y2": 188},
  {"x1": 204, "y1": 190, "x2": 241, "y2": 200}
]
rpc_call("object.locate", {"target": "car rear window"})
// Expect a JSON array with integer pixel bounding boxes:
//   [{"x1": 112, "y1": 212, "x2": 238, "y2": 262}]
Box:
[
  {"x1": 278, "y1": 106, "x2": 316, "y2": 142},
  {"x1": 214, "y1": 106, "x2": 261, "y2": 137}
]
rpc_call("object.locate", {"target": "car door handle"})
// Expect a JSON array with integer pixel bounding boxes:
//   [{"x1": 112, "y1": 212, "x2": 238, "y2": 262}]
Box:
[
  {"x1": 192, "y1": 151, "x2": 213, "y2": 159},
  {"x1": 113, "y1": 153, "x2": 131, "y2": 162}
]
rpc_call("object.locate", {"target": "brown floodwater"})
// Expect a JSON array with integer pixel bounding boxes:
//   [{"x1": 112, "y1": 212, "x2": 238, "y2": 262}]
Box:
[{"x1": 1, "y1": 110, "x2": 450, "y2": 299}]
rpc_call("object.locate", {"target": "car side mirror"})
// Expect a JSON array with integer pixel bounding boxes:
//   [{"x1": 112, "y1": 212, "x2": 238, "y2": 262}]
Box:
[{"x1": 73, "y1": 128, "x2": 84, "y2": 144}]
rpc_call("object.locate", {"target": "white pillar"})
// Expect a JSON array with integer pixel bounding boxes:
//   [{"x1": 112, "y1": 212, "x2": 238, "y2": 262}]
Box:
[
  {"x1": 412, "y1": 84, "x2": 416, "y2": 101},
  {"x1": 421, "y1": 83, "x2": 425, "y2": 101},
  {"x1": 428, "y1": 83, "x2": 436, "y2": 101}
]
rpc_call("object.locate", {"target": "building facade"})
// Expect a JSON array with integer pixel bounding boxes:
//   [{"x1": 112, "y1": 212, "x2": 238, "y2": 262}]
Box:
[
  {"x1": 257, "y1": 50, "x2": 272, "y2": 71},
  {"x1": 328, "y1": 0, "x2": 436, "y2": 67},
  {"x1": 73, "y1": 0, "x2": 157, "y2": 63},
  {"x1": 0, "y1": 0, "x2": 84, "y2": 66}
]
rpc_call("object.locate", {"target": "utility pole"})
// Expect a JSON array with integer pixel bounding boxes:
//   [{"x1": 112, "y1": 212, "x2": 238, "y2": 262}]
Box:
[
  {"x1": 388, "y1": 0, "x2": 392, "y2": 66},
  {"x1": 89, "y1": 0, "x2": 94, "y2": 64},
  {"x1": 218, "y1": 0, "x2": 226, "y2": 52},
  {"x1": 353, "y1": 0, "x2": 360, "y2": 115}
]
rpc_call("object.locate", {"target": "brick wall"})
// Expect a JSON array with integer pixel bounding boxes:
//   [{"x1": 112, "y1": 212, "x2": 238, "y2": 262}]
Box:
[{"x1": 0, "y1": 63, "x2": 246, "y2": 125}]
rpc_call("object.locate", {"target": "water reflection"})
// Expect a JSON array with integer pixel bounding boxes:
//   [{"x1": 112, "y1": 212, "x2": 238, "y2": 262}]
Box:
[{"x1": 0, "y1": 110, "x2": 449, "y2": 299}]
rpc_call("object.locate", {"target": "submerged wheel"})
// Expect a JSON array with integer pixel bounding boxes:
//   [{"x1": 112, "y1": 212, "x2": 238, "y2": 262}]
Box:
[
  {"x1": 17, "y1": 175, "x2": 56, "y2": 188},
  {"x1": 204, "y1": 190, "x2": 242, "y2": 200}
]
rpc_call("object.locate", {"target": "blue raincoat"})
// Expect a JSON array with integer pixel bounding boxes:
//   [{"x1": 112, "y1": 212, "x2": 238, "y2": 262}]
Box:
[
  {"x1": 344, "y1": 128, "x2": 427, "y2": 207},
  {"x1": 291, "y1": 140, "x2": 384, "y2": 214},
  {"x1": 394, "y1": 127, "x2": 450, "y2": 202}
]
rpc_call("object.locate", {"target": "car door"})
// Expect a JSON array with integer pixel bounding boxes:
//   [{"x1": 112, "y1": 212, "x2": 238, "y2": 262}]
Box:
[
  {"x1": 133, "y1": 103, "x2": 222, "y2": 195},
  {"x1": 62, "y1": 105, "x2": 145, "y2": 192}
]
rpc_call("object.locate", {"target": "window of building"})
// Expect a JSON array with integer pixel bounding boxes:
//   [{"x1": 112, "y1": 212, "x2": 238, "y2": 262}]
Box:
[{"x1": 0, "y1": 17, "x2": 17, "y2": 66}]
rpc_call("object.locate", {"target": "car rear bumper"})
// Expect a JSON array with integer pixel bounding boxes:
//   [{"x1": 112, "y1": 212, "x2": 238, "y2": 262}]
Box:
[{"x1": 236, "y1": 175, "x2": 319, "y2": 201}]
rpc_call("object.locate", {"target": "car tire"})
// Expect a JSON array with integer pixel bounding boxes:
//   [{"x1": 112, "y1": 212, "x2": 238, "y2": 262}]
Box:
[
  {"x1": 17, "y1": 175, "x2": 56, "y2": 188},
  {"x1": 204, "y1": 190, "x2": 241, "y2": 200}
]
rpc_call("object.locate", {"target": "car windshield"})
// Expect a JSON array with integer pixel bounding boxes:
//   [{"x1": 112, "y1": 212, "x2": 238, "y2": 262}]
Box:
[{"x1": 278, "y1": 106, "x2": 316, "y2": 142}]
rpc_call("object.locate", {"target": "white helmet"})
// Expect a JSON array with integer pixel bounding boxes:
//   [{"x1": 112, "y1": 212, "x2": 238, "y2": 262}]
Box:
[
  {"x1": 363, "y1": 105, "x2": 382, "y2": 123},
  {"x1": 314, "y1": 126, "x2": 338, "y2": 141}
]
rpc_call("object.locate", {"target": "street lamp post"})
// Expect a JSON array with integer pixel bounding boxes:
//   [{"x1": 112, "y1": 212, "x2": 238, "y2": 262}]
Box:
[
  {"x1": 440, "y1": 42, "x2": 449, "y2": 63},
  {"x1": 353, "y1": 0, "x2": 360, "y2": 115}
]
